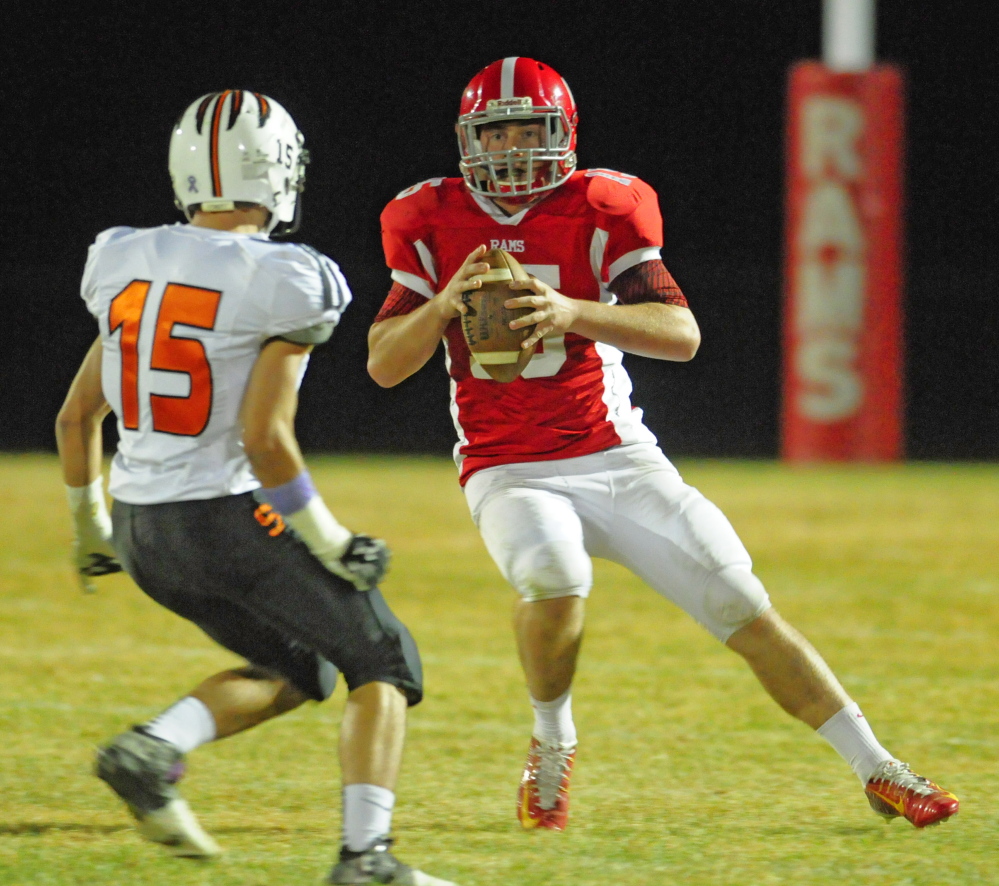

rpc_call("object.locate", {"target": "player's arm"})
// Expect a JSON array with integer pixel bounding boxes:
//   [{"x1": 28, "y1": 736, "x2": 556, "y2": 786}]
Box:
[
  {"x1": 241, "y1": 339, "x2": 389, "y2": 590},
  {"x1": 507, "y1": 260, "x2": 701, "y2": 361},
  {"x1": 367, "y1": 245, "x2": 490, "y2": 387},
  {"x1": 240, "y1": 338, "x2": 311, "y2": 487},
  {"x1": 55, "y1": 337, "x2": 122, "y2": 591}
]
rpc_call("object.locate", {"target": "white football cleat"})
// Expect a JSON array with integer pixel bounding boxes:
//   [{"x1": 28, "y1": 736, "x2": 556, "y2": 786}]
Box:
[
  {"x1": 95, "y1": 728, "x2": 221, "y2": 858},
  {"x1": 134, "y1": 797, "x2": 222, "y2": 857}
]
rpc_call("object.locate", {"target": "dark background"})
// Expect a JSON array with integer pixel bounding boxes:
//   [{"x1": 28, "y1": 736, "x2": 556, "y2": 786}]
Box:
[{"x1": 3, "y1": 2, "x2": 995, "y2": 459}]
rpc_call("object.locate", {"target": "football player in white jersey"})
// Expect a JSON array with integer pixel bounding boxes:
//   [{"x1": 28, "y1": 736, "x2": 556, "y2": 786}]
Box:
[
  {"x1": 56, "y1": 90, "x2": 456, "y2": 886},
  {"x1": 368, "y1": 58, "x2": 958, "y2": 833}
]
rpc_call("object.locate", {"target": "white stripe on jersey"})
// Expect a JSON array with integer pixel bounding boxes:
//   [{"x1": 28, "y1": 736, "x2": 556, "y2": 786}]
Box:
[
  {"x1": 390, "y1": 269, "x2": 435, "y2": 299},
  {"x1": 594, "y1": 342, "x2": 659, "y2": 449},
  {"x1": 590, "y1": 230, "x2": 663, "y2": 298},
  {"x1": 608, "y1": 246, "x2": 663, "y2": 285},
  {"x1": 442, "y1": 339, "x2": 471, "y2": 477},
  {"x1": 590, "y1": 228, "x2": 611, "y2": 301},
  {"x1": 414, "y1": 239, "x2": 439, "y2": 285}
]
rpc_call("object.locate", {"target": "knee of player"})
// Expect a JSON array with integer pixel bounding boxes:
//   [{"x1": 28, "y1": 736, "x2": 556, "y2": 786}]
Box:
[
  {"x1": 511, "y1": 541, "x2": 592, "y2": 602},
  {"x1": 703, "y1": 565, "x2": 771, "y2": 638}
]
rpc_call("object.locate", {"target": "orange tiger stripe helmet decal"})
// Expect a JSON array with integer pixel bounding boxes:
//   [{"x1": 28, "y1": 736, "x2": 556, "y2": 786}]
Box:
[
  {"x1": 208, "y1": 90, "x2": 233, "y2": 197},
  {"x1": 169, "y1": 89, "x2": 306, "y2": 233}
]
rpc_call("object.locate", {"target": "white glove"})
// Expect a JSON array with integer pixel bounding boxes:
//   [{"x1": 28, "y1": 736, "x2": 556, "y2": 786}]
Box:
[
  {"x1": 66, "y1": 477, "x2": 123, "y2": 593},
  {"x1": 283, "y1": 497, "x2": 391, "y2": 591}
]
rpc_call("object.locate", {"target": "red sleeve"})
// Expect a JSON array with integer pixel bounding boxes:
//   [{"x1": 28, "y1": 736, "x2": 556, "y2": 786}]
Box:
[
  {"x1": 373, "y1": 281, "x2": 428, "y2": 323},
  {"x1": 583, "y1": 171, "x2": 664, "y2": 281},
  {"x1": 608, "y1": 259, "x2": 688, "y2": 307},
  {"x1": 379, "y1": 179, "x2": 447, "y2": 299}
]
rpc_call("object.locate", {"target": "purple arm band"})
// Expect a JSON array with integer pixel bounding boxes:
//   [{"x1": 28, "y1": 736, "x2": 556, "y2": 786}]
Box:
[{"x1": 262, "y1": 471, "x2": 317, "y2": 515}]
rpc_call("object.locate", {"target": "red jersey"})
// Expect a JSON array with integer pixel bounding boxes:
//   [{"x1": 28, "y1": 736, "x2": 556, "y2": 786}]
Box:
[{"x1": 378, "y1": 170, "x2": 668, "y2": 484}]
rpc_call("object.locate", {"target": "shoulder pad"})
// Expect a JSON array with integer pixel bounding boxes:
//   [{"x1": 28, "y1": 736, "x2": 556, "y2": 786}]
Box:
[
  {"x1": 582, "y1": 169, "x2": 657, "y2": 217},
  {"x1": 93, "y1": 225, "x2": 138, "y2": 248},
  {"x1": 381, "y1": 177, "x2": 459, "y2": 227}
]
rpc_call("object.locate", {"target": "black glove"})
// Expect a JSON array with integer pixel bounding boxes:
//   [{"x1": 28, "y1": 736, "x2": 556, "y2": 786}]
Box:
[
  {"x1": 72, "y1": 519, "x2": 123, "y2": 593},
  {"x1": 336, "y1": 534, "x2": 391, "y2": 591}
]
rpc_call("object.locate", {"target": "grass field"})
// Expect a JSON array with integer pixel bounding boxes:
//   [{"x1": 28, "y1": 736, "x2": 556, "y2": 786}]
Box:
[{"x1": 1, "y1": 453, "x2": 997, "y2": 885}]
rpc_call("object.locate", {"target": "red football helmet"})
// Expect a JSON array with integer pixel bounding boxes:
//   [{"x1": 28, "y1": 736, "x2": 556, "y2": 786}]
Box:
[{"x1": 457, "y1": 57, "x2": 578, "y2": 201}]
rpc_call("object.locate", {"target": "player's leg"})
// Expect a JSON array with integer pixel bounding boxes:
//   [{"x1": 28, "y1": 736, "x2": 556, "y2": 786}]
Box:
[
  {"x1": 725, "y1": 608, "x2": 958, "y2": 827},
  {"x1": 594, "y1": 445, "x2": 959, "y2": 827},
  {"x1": 128, "y1": 664, "x2": 310, "y2": 757},
  {"x1": 93, "y1": 662, "x2": 311, "y2": 859},
  {"x1": 111, "y1": 494, "x2": 455, "y2": 880},
  {"x1": 91, "y1": 574, "x2": 328, "y2": 857},
  {"x1": 242, "y1": 512, "x2": 453, "y2": 882},
  {"x1": 514, "y1": 595, "x2": 585, "y2": 703},
  {"x1": 724, "y1": 608, "x2": 850, "y2": 729},
  {"x1": 466, "y1": 467, "x2": 590, "y2": 830},
  {"x1": 98, "y1": 499, "x2": 303, "y2": 857},
  {"x1": 334, "y1": 680, "x2": 407, "y2": 859},
  {"x1": 186, "y1": 666, "x2": 309, "y2": 738}
]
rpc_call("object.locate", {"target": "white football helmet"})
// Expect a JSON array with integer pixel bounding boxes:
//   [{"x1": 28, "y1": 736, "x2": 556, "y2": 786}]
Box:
[{"x1": 169, "y1": 90, "x2": 308, "y2": 234}]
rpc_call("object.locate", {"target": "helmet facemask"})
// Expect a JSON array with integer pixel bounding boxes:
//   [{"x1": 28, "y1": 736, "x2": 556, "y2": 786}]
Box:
[{"x1": 457, "y1": 97, "x2": 576, "y2": 201}]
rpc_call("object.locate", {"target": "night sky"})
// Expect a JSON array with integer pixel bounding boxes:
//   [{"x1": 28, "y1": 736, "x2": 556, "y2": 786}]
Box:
[{"x1": 4, "y1": 2, "x2": 995, "y2": 458}]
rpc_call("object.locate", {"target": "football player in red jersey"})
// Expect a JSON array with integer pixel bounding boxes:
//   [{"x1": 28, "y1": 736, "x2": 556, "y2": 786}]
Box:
[{"x1": 368, "y1": 57, "x2": 958, "y2": 832}]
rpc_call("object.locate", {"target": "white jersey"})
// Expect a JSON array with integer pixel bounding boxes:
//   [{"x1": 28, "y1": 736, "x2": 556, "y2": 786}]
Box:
[{"x1": 82, "y1": 223, "x2": 350, "y2": 504}]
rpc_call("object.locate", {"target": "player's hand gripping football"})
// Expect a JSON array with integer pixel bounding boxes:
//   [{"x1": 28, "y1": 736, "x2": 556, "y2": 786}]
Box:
[
  {"x1": 505, "y1": 277, "x2": 581, "y2": 350},
  {"x1": 435, "y1": 245, "x2": 491, "y2": 320},
  {"x1": 330, "y1": 534, "x2": 391, "y2": 591},
  {"x1": 71, "y1": 509, "x2": 123, "y2": 593}
]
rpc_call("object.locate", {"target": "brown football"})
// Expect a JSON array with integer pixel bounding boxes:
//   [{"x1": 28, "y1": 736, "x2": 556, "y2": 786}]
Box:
[{"x1": 460, "y1": 248, "x2": 537, "y2": 382}]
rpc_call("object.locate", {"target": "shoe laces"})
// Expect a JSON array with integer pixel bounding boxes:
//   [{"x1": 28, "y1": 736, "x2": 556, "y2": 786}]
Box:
[
  {"x1": 533, "y1": 742, "x2": 573, "y2": 809},
  {"x1": 873, "y1": 762, "x2": 938, "y2": 797}
]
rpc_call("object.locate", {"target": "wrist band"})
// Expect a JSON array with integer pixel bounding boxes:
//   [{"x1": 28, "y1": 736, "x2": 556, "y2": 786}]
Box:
[
  {"x1": 66, "y1": 475, "x2": 107, "y2": 515},
  {"x1": 262, "y1": 471, "x2": 317, "y2": 516}
]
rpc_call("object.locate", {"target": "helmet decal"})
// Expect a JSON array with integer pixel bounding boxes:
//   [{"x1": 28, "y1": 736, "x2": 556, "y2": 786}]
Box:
[
  {"x1": 194, "y1": 93, "x2": 218, "y2": 134},
  {"x1": 169, "y1": 90, "x2": 307, "y2": 234},
  {"x1": 226, "y1": 89, "x2": 243, "y2": 127},
  {"x1": 252, "y1": 92, "x2": 271, "y2": 126},
  {"x1": 209, "y1": 92, "x2": 231, "y2": 196}
]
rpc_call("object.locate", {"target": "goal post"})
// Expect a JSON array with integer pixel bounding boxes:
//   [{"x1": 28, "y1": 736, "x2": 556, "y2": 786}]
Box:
[{"x1": 781, "y1": 0, "x2": 905, "y2": 461}]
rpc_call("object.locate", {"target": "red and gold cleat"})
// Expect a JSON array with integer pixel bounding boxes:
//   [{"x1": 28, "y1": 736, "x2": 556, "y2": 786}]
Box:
[
  {"x1": 517, "y1": 737, "x2": 576, "y2": 831},
  {"x1": 864, "y1": 760, "x2": 959, "y2": 828}
]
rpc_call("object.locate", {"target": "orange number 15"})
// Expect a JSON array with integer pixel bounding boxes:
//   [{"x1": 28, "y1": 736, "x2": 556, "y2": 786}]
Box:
[{"x1": 109, "y1": 281, "x2": 222, "y2": 437}]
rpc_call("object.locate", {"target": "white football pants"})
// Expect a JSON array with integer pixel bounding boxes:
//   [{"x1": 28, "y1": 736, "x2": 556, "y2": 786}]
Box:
[{"x1": 463, "y1": 443, "x2": 771, "y2": 642}]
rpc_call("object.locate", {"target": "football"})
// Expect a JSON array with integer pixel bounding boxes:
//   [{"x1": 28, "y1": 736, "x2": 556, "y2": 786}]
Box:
[{"x1": 460, "y1": 248, "x2": 537, "y2": 382}]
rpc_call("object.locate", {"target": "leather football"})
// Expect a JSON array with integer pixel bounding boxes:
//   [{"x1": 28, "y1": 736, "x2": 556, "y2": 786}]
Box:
[{"x1": 460, "y1": 248, "x2": 537, "y2": 382}]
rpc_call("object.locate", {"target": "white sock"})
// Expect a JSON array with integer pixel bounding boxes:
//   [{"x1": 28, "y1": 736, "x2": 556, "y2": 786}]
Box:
[
  {"x1": 142, "y1": 697, "x2": 217, "y2": 754},
  {"x1": 531, "y1": 689, "x2": 577, "y2": 747},
  {"x1": 816, "y1": 702, "x2": 895, "y2": 783},
  {"x1": 342, "y1": 784, "x2": 395, "y2": 853}
]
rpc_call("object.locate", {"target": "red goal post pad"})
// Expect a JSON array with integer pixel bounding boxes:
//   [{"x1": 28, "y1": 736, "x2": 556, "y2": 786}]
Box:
[{"x1": 781, "y1": 61, "x2": 905, "y2": 461}]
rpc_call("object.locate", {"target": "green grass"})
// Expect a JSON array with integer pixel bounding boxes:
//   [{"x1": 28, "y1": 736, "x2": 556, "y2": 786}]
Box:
[{"x1": 1, "y1": 454, "x2": 997, "y2": 885}]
